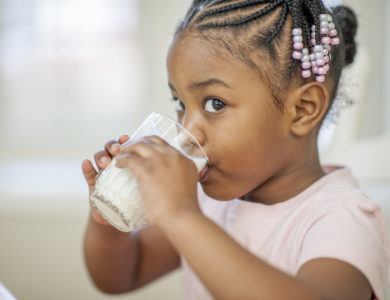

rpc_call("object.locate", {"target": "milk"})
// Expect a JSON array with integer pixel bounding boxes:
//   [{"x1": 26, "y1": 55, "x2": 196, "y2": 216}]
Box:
[{"x1": 90, "y1": 149, "x2": 207, "y2": 232}]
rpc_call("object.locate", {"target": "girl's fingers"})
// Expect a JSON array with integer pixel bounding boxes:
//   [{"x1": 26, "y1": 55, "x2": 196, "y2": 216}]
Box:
[
  {"x1": 119, "y1": 139, "x2": 162, "y2": 158},
  {"x1": 118, "y1": 134, "x2": 130, "y2": 144},
  {"x1": 81, "y1": 159, "x2": 98, "y2": 193},
  {"x1": 102, "y1": 135, "x2": 130, "y2": 160},
  {"x1": 144, "y1": 135, "x2": 169, "y2": 146},
  {"x1": 104, "y1": 139, "x2": 121, "y2": 156},
  {"x1": 94, "y1": 135, "x2": 130, "y2": 170},
  {"x1": 115, "y1": 151, "x2": 145, "y2": 174},
  {"x1": 119, "y1": 136, "x2": 175, "y2": 158},
  {"x1": 94, "y1": 149, "x2": 111, "y2": 170},
  {"x1": 144, "y1": 136, "x2": 181, "y2": 155}
]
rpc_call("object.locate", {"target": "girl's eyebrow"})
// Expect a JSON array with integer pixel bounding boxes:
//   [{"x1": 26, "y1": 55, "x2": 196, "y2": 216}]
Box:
[{"x1": 168, "y1": 78, "x2": 232, "y2": 92}]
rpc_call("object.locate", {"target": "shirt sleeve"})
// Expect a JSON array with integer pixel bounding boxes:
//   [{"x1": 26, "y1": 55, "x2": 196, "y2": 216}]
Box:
[{"x1": 296, "y1": 199, "x2": 390, "y2": 300}]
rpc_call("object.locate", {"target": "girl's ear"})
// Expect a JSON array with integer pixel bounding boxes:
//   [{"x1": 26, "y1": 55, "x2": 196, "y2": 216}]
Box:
[{"x1": 285, "y1": 82, "x2": 330, "y2": 136}]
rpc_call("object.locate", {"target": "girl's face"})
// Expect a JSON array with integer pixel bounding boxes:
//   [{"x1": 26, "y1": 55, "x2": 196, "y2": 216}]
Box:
[{"x1": 167, "y1": 35, "x2": 293, "y2": 201}]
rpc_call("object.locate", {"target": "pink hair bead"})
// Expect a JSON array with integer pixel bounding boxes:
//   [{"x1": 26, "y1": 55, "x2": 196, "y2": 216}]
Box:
[
  {"x1": 329, "y1": 29, "x2": 337, "y2": 37},
  {"x1": 311, "y1": 39, "x2": 316, "y2": 46},
  {"x1": 324, "y1": 56, "x2": 330, "y2": 63},
  {"x1": 302, "y1": 61, "x2": 311, "y2": 69},
  {"x1": 302, "y1": 70, "x2": 311, "y2": 78},
  {"x1": 318, "y1": 67, "x2": 326, "y2": 75},
  {"x1": 324, "y1": 64, "x2": 330, "y2": 72},
  {"x1": 294, "y1": 42, "x2": 304, "y2": 50},
  {"x1": 292, "y1": 51, "x2": 302, "y2": 60},
  {"x1": 316, "y1": 58, "x2": 325, "y2": 66},
  {"x1": 316, "y1": 75, "x2": 325, "y2": 83},
  {"x1": 331, "y1": 37, "x2": 340, "y2": 45},
  {"x1": 320, "y1": 27, "x2": 329, "y2": 35},
  {"x1": 312, "y1": 67, "x2": 319, "y2": 73},
  {"x1": 321, "y1": 37, "x2": 331, "y2": 45}
]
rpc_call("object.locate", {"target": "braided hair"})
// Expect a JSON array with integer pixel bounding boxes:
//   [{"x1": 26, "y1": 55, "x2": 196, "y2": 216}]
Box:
[{"x1": 175, "y1": 0, "x2": 357, "y2": 110}]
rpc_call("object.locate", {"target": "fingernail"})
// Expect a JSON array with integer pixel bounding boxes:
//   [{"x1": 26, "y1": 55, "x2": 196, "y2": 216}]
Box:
[
  {"x1": 100, "y1": 156, "x2": 108, "y2": 165},
  {"x1": 111, "y1": 143, "x2": 119, "y2": 151}
]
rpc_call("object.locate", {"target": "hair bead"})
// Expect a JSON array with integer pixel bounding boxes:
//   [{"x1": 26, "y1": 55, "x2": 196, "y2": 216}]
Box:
[
  {"x1": 293, "y1": 35, "x2": 303, "y2": 43},
  {"x1": 292, "y1": 28, "x2": 302, "y2": 36},
  {"x1": 321, "y1": 36, "x2": 331, "y2": 45},
  {"x1": 302, "y1": 70, "x2": 311, "y2": 78},
  {"x1": 320, "y1": 27, "x2": 329, "y2": 35},
  {"x1": 292, "y1": 51, "x2": 303, "y2": 60},
  {"x1": 329, "y1": 29, "x2": 338, "y2": 37},
  {"x1": 302, "y1": 61, "x2": 311, "y2": 69},
  {"x1": 301, "y1": 54, "x2": 310, "y2": 62},
  {"x1": 331, "y1": 37, "x2": 340, "y2": 45},
  {"x1": 294, "y1": 42, "x2": 304, "y2": 50},
  {"x1": 291, "y1": 12, "x2": 340, "y2": 81}
]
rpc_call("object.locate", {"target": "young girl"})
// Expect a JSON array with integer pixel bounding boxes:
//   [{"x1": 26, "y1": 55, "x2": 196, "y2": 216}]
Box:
[{"x1": 82, "y1": 1, "x2": 389, "y2": 299}]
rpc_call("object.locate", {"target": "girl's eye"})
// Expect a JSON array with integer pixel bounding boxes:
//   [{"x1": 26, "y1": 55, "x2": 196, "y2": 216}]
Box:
[{"x1": 204, "y1": 98, "x2": 225, "y2": 113}]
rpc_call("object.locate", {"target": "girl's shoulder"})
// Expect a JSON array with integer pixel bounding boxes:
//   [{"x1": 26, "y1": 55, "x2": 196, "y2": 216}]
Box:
[{"x1": 302, "y1": 166, "x2": 379, "y2": 214}]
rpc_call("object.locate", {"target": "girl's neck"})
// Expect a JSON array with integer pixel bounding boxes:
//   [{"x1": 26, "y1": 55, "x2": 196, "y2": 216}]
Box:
[{"x1": 242, "y1": 147, "x2": 325, "y2": 205}]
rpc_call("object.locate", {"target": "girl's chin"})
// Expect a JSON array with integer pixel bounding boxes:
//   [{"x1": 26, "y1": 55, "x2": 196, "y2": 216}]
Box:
[{"x1": 200, "y1": 182, "x2": 238, "y2": 201}]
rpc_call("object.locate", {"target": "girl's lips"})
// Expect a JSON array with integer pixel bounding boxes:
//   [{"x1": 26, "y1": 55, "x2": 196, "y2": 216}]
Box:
[{"x1": 199, "y1": 165, "x2": 209, "y2": 182}]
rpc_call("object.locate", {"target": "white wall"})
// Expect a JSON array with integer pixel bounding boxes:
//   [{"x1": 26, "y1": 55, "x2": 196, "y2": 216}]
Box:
[
  {"x1": 385, "y1": 0, "x2": 390, "y2": 132},
  {"x1": 342, "y1": 0, "x2": 387, "y2": 137}
]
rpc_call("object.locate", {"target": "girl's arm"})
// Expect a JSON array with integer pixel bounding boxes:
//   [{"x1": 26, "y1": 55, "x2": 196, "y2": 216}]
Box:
[{"x1": 83, "y1": 218, "x2": 180, "y2": 294}]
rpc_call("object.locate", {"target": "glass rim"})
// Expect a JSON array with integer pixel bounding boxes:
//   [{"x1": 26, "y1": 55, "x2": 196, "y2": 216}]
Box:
[{"x1": 150, "y1": 112, "x2": 208, "y2": 162}]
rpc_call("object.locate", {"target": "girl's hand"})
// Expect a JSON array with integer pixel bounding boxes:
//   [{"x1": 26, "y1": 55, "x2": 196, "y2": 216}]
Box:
[
  {"x1": 115, "y1": 136, "x2": 201, "y2": 228},
  {"x1": 82, "y1": 135, "x2": 130, "y2": 226}
]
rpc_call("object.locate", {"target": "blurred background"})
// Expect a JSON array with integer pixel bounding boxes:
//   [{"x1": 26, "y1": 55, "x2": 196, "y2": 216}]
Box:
[{"x1": 0, "y1": 0, "x2": 389, "y2": 299}]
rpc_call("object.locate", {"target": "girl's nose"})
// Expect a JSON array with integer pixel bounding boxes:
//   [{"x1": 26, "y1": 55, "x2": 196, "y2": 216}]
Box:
[{"x1": 182, "y1": 115, "x2": 205, "y2": 147}]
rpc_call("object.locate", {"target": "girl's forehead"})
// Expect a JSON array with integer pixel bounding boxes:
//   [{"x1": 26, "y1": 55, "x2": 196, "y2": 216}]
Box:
[
  {"x1": 167, "y1": 34, "x2": 259, "y2": 83},
  {"x1": 167, "y1": 35, "x2": 274, "y2": 102}
]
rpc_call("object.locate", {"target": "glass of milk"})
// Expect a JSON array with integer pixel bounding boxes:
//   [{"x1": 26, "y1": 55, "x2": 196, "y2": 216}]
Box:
[{"x1": 90, "y1": 112, "x2": 208, "y2": 232}]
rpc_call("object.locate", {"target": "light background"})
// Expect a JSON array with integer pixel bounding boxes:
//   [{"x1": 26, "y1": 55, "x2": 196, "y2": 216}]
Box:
[{"x1": 0, "y1": 0, "x2": 389, "y2": 299}]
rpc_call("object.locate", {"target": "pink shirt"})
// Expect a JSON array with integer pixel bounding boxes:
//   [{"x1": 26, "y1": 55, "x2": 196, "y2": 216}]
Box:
[{"x1": 182, "y1": 168, "x2": 390, "y2": 299}]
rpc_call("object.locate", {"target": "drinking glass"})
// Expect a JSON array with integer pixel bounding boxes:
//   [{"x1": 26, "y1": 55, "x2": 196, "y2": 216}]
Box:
[{"x1": 90, "y1": 112, "x2": 208, "y2": 232}]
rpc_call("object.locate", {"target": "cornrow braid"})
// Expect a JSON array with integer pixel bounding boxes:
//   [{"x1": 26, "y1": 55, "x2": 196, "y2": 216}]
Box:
[
  {"x1": 265, "y1": 2, "x2": 288, "y2": 43},
  {"x1": 284, "y1": 0, "x2": 304, "y2": 71},
  {"x1": 198, "y1": 0, "x2": 284, "y2": 30},
  {"x1": 211, "y1": 0, "x2": 242, "y2": 6},
  {"x1": 287, "y1": 0, "x2": 302, "y2": 31},
  {"x1": 303, "y1": 0, "x2": 320, "y2": 44},
  {"x1": 196, "y1": 0, "x2": 269, "y2": 24}
]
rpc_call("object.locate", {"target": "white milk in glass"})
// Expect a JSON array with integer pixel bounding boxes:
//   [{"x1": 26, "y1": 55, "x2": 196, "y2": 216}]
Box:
[{"x1": 90, "y1": 145, "x2": 207, "y2": 232}]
